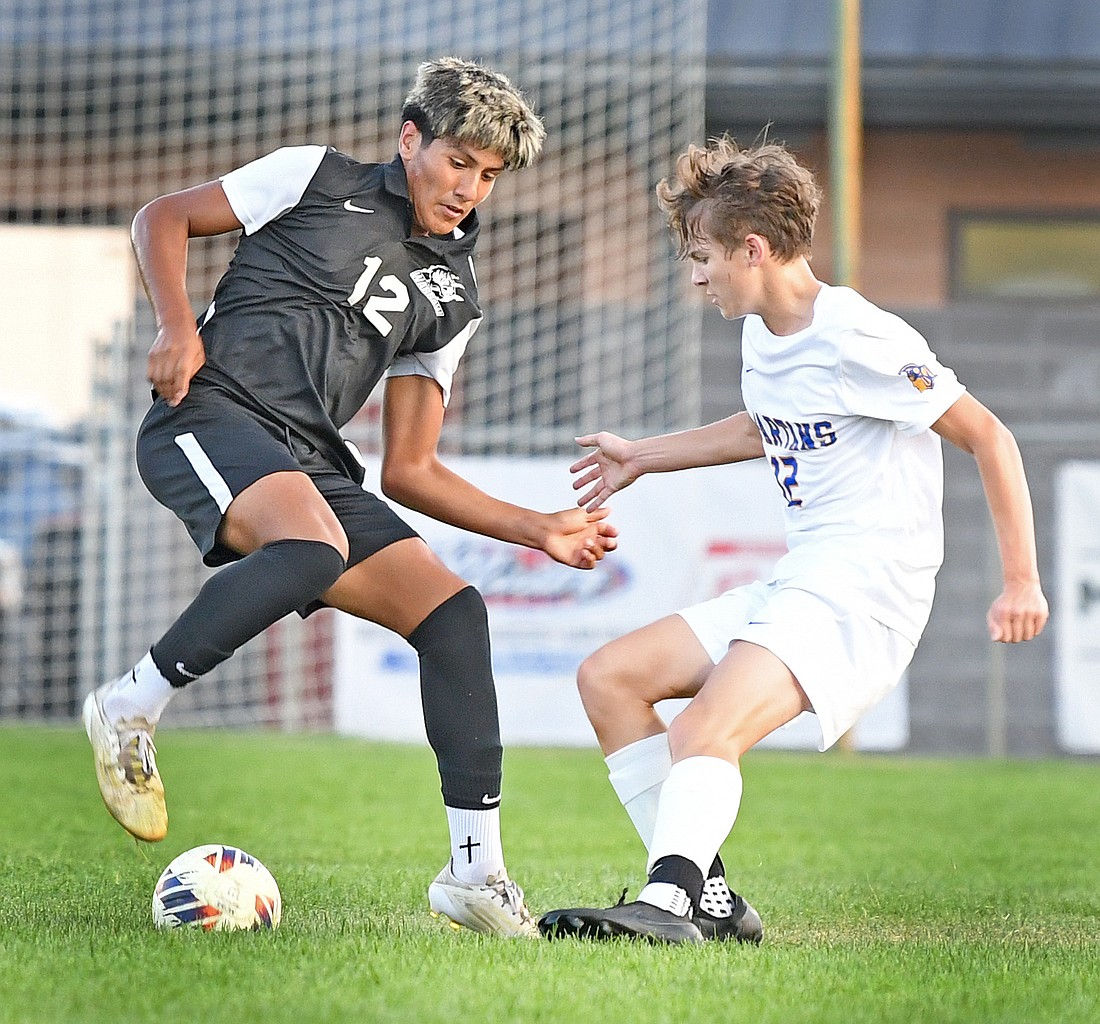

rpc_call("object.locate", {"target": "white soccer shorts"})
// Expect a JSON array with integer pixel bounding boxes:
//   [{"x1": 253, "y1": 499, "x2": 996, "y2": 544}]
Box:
[{"x1": 678, "y1": 578, "x2": 916, "y2": 751}]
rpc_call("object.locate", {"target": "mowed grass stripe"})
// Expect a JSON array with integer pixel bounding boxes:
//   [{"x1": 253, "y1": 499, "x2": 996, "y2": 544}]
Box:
[{"x1": 0, "y1": 726, "x2": 1097, "y2": 1024}]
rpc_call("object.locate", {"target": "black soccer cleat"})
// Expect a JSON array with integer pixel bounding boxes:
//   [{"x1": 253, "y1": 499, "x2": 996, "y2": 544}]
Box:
[
  {"x1": 539, "y1": 900, "x2": 705, "y2": 945},
  {"x1": 693, "y1": 892, "x2": 764, "y2": 944}
]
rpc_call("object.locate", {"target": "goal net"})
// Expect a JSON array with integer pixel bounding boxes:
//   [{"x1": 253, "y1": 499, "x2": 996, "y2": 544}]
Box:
[{"x1": 1, "y1": 0, "x2": 706, "y2": 726}]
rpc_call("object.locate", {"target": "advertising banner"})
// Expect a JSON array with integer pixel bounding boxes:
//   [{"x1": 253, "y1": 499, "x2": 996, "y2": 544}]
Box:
[
  {"x1": 333, "y1": 455, "x2": 909, "y2": 750},
  {"x1": 1055, "y1": 461, "x2": 1100, "y2": 752}
]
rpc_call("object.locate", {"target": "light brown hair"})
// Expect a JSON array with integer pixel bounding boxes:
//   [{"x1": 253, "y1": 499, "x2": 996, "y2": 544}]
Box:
[{"x1": 656, "y1": 135, "x2": 821, "y2": 261}]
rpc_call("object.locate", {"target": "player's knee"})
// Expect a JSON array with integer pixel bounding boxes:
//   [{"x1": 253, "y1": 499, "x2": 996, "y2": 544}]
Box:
[
  {"x1": 577, "y1": 646, "x2": 631, "y2": 721},
  {"x1": 666, "y1": 703, "x2": 749, "y2": 763},
  {"x1": 264, "y1": 538, "x2": 348, "y2": 597},
  {"x1": 576, "y1": 648, "x2": 606, "y2": 705},
  {"x1": 408, "y1": 584, "x2": 489, "y2": 656}
]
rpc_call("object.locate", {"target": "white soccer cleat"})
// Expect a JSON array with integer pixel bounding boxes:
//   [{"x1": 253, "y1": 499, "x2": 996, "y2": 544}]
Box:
[
  {"x1": 428, "y1": 863, "x2": 538, "y2": 938},
  {"x1": 82, "y1": 678, "x2": 168, "y2": 842}
]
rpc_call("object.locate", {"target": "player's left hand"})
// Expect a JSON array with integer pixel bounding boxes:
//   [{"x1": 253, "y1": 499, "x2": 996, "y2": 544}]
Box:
[
  {"x1": 541, "y1": 506, "x2": 618, "y2": 570},
  {"x1": 987, "y1": 579, "x2": 1049, "y2": 643}
]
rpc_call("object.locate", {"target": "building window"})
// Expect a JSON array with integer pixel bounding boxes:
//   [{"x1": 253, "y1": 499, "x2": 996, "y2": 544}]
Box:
[{"x1": 950, "y1": 212, "x2": 1100, "y2": 300}]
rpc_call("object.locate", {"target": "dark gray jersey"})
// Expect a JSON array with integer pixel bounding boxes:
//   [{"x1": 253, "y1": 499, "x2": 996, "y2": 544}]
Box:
[{"x1": 194, "y1": 146, "x2": 483, "y2": 480}]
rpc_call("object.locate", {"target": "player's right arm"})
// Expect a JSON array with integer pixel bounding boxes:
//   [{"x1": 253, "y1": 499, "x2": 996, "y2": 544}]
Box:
[
  {"x1": 932, "y1": 392, "x2": 1048, "y2": 643},
  {"x1": 131, "y1": 181, "x2": 244, "y2": 406},
  {"x1": 571, "y1": 410, "x2": 765, "y2": 511}
]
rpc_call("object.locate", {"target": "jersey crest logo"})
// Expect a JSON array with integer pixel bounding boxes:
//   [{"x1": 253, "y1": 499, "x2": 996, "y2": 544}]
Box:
[
  {"x1": 899, "y1": 363, "x2": 936, "y2": 392},
  {"x1": 411, "y1": 265, "x2": 466, "y2": 316}
]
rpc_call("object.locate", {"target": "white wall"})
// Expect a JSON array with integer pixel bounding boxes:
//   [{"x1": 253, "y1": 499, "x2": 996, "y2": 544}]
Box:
[{"x1": 0, "y1": 225, "x2": 135, "y2": 425}]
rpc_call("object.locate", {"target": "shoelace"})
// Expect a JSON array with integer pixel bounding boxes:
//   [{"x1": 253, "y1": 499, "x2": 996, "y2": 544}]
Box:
[
  {"x1": 118, "y1": 729, "x2": 158, "y2": 788},
  {"x1": 486, "y1": 874, "x2": 534, "y2": 925}
]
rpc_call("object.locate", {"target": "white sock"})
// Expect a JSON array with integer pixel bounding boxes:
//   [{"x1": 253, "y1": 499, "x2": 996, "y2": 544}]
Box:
[
  {"x1": 445, "y1": 806, "x2": 505, "y2": 884},
  {"x1": 636, "y1": 881, "x2": 693, "y2": 917},
  {"x1": 605, "y1": 732, "x2": 672, "y2": 851},
  {"x1": 646, "y1": 756, "x2": 743, "y2": 882},
  {"x1": 102, "y1": 652, "x2": 177, "y2": 725}
]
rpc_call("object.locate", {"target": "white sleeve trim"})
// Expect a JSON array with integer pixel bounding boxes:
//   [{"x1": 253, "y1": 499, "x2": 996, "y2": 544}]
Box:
[
  {"x1": 384, "y1": 317, "x2": 483, "y2": 406},
  {"x1": 219, "y1": 145, "x2": 328, "y2": 235}
]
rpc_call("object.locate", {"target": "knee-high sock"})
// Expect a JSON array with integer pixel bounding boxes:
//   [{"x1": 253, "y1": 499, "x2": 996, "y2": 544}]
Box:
[
  {"x1": 607, "y1": 734, "x2": 728, "y2": 883},
  {"x1": 151, "y1": 539, "x2": 347, "y2": 686},
  {"x1": 409, "y1": 587, "x2": 505, "y2": 882},
  {"x1": 409, "y1": 586, "x2": 502, "y2": 812},
  {"x1": 643, "y1": 756, "x2": 743, "y2": 911},
  {"x1": 606, "y1": 733, "x2": 672, "y2": 849}
]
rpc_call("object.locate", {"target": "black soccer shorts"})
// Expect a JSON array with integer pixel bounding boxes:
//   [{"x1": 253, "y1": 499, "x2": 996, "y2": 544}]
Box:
[{"x1": 136, "y1": 380, "x2": 419, "y2": 595}]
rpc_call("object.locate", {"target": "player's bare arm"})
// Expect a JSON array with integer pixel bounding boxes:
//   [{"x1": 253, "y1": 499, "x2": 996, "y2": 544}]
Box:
[
  {"x1": 380, "y1": 374, "x2": 618, "y2": 569},
  {"x1": 932, "y1": 393, "x2": 1048, "y2": 643},
  {"x1": 572, "y1": 411, "x2": 765, "y2": 511},
  {"x1": 131, "y1": 181, "x2": 243, "y2": 406}
]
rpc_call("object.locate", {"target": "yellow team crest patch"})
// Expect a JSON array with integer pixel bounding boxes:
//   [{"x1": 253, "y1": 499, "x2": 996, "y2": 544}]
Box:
[{"x1": 899, "y1": 363, "x2": 936, "y2": 392}]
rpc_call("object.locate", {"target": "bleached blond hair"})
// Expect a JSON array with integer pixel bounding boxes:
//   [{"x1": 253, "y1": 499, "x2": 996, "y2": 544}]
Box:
[{"x1": 401, "y1": 56, "x2": 545, "y2": 171}]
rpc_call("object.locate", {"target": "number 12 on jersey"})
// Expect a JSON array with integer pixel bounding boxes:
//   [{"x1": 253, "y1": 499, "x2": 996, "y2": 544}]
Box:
[
  {"x1": 770, "y1": 455, "x2": 802, "y2": 507},
  {"x1": 348, "y1": 255, "x2": 410, "y2": 337}
]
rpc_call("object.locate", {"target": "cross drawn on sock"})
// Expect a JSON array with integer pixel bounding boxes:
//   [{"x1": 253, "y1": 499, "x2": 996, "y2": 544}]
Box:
[{"x1": 459, "y1": 836, "x2": 481, "y2": 864}]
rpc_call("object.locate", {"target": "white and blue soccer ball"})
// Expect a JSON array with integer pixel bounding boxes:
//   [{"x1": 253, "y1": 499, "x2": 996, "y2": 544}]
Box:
[{"x1": 152, "y1": 844, "x2": 281, "y2": 931}]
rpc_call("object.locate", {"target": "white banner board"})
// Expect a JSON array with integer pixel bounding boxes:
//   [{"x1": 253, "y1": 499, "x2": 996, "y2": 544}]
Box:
[
  {"x1": 1055, "y1": 461, "x2": 1100, "y2": 752},
  {"x1": 333, "y1": 456, "x2": 908, "y2": 750},
  {"x1": 0, "y1": 225, "x2": 134, "y2": 426}
]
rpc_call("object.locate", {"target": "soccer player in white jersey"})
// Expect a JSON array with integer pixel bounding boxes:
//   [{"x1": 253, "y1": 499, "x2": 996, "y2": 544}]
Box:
[
  {"x1": 81, "y1": 57, "x2": 617, "y2": 938},
  {"x1": 539, "y1": 136, "x2": 1048, "y2": 944}
]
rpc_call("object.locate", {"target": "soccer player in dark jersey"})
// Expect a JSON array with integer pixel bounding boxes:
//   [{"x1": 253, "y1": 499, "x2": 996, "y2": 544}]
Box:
[{"x1": 82, "y1": 57, "x2": 617, "y2": 937}]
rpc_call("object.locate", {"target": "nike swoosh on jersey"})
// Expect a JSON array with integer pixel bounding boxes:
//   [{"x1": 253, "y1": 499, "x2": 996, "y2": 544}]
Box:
[{"x1": 343, "y1": 199, "x2": 375, "y2": 214}]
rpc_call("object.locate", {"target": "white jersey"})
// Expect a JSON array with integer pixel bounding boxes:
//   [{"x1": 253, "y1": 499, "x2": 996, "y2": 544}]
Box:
[{"x1": 740, "y1": 284, "x2": 966, "y2": 643}]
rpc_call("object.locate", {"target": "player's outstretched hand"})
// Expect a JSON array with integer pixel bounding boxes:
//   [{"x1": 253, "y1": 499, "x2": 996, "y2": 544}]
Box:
[
  {"x1": 541, "y1": 506, "x2": 618, "y2": 570},
  {"x1": 987, "y1": 579, "x2": 1049, "y2": 643},
  {"x1": 571, "y1": 432, "x2": 640, "y2": 512},
  {"x1": 147, "y1": 323, "x2": 207, "y2": 406}
]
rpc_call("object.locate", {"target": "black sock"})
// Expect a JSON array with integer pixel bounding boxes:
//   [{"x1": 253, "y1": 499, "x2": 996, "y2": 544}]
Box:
[
  {"x1": 647, "y1": 854, "x2": 705, "y2": 912},
  {"x1": 408, "y1": 586, "x2": 502, "y2": 810},
  {"x1": 151, "y1": 539, "x2": 346, "y2": 686}
]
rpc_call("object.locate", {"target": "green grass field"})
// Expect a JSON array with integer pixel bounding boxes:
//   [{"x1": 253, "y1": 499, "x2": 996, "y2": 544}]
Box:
[{"x1": 0, "y1": 725, "x2": 1097, "y2": 1024}]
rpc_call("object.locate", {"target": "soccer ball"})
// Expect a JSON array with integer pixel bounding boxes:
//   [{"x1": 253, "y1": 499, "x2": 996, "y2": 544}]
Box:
[{"x1": 152, "y1": 844, "x2": 282, "y2": 931}]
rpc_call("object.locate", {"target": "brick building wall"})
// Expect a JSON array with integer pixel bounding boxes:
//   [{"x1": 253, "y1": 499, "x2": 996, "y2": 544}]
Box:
[{"x1": 798, "y1": 128, "x2": 1100, "y2": 308}]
